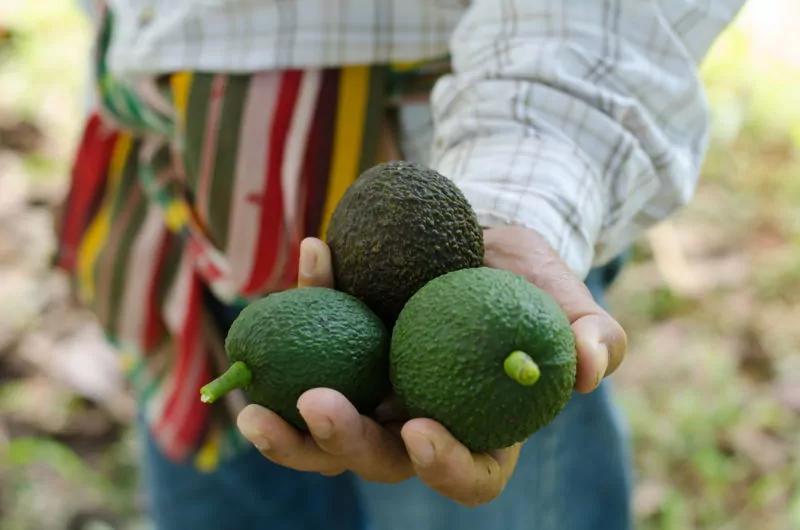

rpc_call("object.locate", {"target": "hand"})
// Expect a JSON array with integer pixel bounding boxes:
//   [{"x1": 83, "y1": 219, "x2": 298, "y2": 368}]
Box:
[
  {"x1": 483, "y1": 226, "x2": 628, "y2": 393},
  {"x1": 237, "y1": 237, "x2": 522, "y2": 508},
  {"x1": 236, "y1": 228, "x2": 628, "y2": 507}
]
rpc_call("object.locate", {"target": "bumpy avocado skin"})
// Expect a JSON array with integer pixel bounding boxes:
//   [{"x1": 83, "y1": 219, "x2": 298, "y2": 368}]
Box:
[
  {"x1": 390, "y1": 267, "x2": 577, "y2": 452},
  {"x1": 225, "y1": 287, "x2": 390, "y2": 429},
  {"x1": 326, "y1": 161, "x2": 485, "y2": 328}
]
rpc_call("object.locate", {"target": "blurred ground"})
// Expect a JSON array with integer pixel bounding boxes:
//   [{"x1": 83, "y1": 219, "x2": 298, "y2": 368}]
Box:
[{"x1": 0, "y1": 1, "x2": 798, "y2": 529}]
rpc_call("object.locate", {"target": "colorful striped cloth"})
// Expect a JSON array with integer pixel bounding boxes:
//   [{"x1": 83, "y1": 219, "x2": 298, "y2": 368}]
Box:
[{"x1": 55, "y1": 7, "x2": 449, "y2": 471}]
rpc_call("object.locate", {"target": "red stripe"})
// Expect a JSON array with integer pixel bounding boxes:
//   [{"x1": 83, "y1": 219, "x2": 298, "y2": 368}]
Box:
[
  {"x1": 302, "y1": 69, "x2": 339, "y2": 240},
  {"x1": 196, "y1": 75, "x2": 227, "y2": 234},
  {"x1": 162, "y1": 347, "x2": 212, "y2": 461},
  {"x1": 280, "y1": 74, "x2": 330, "y2": 289},
  {"x1": 242, "y1": 70, "x2": 303, "y2": 294},
  {"x1": 174, "y1": 350, "x2": 212, "y2": 456},
  {"x1": 56, "y1": 114, "x2": 118, "y2": 271},
  {"x1": 153, "y1": 272, "x2": 211, "y2": 457},
  {"x1": 157, "y1": 271, "x2": 203, "y2": 424}
]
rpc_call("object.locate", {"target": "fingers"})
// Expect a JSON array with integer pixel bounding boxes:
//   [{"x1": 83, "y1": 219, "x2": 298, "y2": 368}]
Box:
[
  {"x1": 401, "y1": 419, "x2": 521, "y2": 508},
  {"x1": 237, "y1": 390, "x2": 415, "y2": 484},
  {"x1": 297, "y1": 237, "x2": 334, "y2": 288},
  {"x1": 237, "y1": 404, "x2": 345, "y2": 475},
  {"x1": 571, "y1": 312, "x2": 628, "y2": 392},
  {"x1": 483, "y1": 226, "x2": 628, "y2": 392},
  {"x1": 238, "y1": 399, "x2": 521, "y2": 508},
  {"x1": 530, "y1": 256, "x2": 628, "y2": 392},
  {"x1": 297, "y1": 389, "x2": 414, "y2": 483}
]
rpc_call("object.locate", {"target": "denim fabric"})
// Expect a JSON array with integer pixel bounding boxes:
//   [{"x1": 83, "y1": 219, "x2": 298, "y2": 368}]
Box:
[
  {"x1": 141, "y1": 256, "x2": 632, "y2": 530},
  {"x1": 141, "y1": 430, "x2": 369, "y2": 530}
]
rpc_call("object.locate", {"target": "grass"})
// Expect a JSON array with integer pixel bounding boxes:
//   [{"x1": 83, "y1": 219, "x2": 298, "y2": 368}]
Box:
[{"x1": 0, "y1": 0, "x2": 799, "y2": 529}]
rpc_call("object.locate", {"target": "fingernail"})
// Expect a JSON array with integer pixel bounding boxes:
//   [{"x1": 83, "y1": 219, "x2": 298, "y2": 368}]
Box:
[
  {"x1": 237, "y1": 407, "x2": 272, "y2": 452},
  {"x1": 299, "y1": 243, "x2": 318, "y2": 278},
  {"x1": 308, "y1": 416, "x2": 333, "y2": 439},
  {"x1": 241, "y1": 426, "x2": 271, "y2": 452},
  {"x1": 254, "y1": 436, "x2": 271, "y2": 452},
  {"x1": 407, "y1": 435, "x2": 436, "y2": 467},
  {"x1": 595, "y1": 343, "x2": 609, "y2": 387}
]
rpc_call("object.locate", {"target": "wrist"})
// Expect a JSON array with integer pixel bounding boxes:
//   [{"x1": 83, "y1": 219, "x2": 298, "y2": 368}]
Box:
[{"x1": 471, "y1": 199, "x2": 596, "y2": 282}]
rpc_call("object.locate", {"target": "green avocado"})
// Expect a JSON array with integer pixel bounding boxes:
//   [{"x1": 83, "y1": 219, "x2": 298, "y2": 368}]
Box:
[
  {"x1": 389, "y1": 267, "x2": 577, "y2": 452},
  {"x1": 199, "y1": 287, "x2": 390, "y2": 429},
  {"x1": 326, "y1": 161, "x2": 484, "y2": 328}
]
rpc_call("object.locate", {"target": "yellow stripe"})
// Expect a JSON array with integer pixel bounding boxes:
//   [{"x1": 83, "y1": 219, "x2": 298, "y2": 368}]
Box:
[
  {"x1": 194, "y1": 426, "x2": 222, "y2": 472},
  {"x1": 389, "y1": 60, "x2": 422, "y2": 72},
  {"x1": 318, "y1": 66, "x2": 371, "y2": 240},
  {"x1": 75, "y1": 133, "x2": 133, "y2": 304},
  {"x1": 170, "y1": 72, "x2": 193, "y2": 129}
]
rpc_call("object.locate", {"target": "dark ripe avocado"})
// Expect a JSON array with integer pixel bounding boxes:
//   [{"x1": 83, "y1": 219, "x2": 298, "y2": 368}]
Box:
[
  {"x1": 199, "y1": 287, "x2": 390, "y2": 429},
  {"x1": 325, "y1": 161, "x2": 484, "y2": 327},
  {"x1": 390, "y1": 267, "x2": 577, "y2": 452}
]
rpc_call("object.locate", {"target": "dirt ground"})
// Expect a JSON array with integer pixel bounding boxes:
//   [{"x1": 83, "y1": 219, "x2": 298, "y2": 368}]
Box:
[{"x1": 0, "y1": 1, "x2": 798, "y2": 529}]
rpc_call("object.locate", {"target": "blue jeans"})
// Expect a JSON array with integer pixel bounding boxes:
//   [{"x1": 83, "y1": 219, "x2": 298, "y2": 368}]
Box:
[{"x1": 140, "y1": 258, "x2": 633, "y2": 530}]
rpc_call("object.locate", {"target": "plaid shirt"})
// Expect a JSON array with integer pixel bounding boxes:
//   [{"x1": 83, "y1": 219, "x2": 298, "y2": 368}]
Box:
[
  {"x1": 66, "y1": 0, "x2": 746, "y2": 468},
  {"x1": 92, "y1": 0, "x2": 749, "y2": 279}
]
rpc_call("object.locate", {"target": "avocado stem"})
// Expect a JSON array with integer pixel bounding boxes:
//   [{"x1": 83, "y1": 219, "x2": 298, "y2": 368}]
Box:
[
  {"x1": 503, "y1": 351, "x2": 540, "y2": 386},
  {"x1": 200, "y1": 361, "x2": 253, "y2": 404}
]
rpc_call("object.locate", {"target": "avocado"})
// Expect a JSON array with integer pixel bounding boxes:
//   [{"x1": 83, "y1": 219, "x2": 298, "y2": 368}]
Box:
[
  {"x1": 326, "y1": 161, "x2": 484, "y2": 327},
  {"x1": 199, "y1": 287, "x2": 390, "y2": 429},
  {"x1": 390, "y1": 267, "x2": 577, "y2": 452}
]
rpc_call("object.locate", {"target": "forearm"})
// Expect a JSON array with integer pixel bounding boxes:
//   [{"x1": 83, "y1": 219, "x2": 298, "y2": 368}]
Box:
[{"x1": 431, "y1": 0, "x2": 747, "y2": 280}]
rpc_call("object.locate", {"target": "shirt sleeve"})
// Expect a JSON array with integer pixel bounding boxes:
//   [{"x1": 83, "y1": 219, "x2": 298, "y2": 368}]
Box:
[{"x1": 429, "y1": 0, "x2": 747, "y2": 280}]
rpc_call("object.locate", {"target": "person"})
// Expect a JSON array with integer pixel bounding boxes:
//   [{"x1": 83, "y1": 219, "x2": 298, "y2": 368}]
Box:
[{"x1": 57, "y1": 1, "x2": 747, "y2": 529}]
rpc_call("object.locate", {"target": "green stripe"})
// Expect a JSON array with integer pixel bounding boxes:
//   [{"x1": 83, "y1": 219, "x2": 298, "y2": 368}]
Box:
[
  {"x1": 109, "y1": 138, "x2": 141, "y2": 220},
  {"x1": 97, "y1": 143, "x2": 144, "y2": 328},
  {"x1": 183, "y1": 74, "x2": 214, "y2": 193},
  {"x1": 90, "y1": 139, "x2": 140, "y2": 323},
  {"x1": 139, "y1": 368, "x2": 165, "y2": 406},
  {"x1": 126, "y1": 355, "x2": 147, "y2": 385},
  {"x1": 105, "y1": 188, "x2": 150, "y2": 335},
  {"x1": 358, "y1": 66, "x2": 389, "y2": 175},
  {"x1": 138, "y1": 350, "x2": 172, "y2": 406},
  {"x1": 139, "y1": 143, "x2": 175, "y2": 213},
  {"x1": 209, "y1": 75, "x2": 249, "y2": 249},
  {"x1": 155, "y1": 236, "x2": 183, "y2": 311},
  {"x1": 120, "y1": 89, "x2": 146, "y2": 128}
]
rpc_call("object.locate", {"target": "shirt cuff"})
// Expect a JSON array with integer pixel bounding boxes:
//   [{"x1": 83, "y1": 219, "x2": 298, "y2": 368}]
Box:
[{"x1": 432, "y1": 135, "x2": 605, "y2": 282}]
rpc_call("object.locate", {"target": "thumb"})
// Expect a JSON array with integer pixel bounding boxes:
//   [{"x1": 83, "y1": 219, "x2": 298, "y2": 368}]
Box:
[
  {"x1": 297, "y1": 237, "x2": 334, "y2": 288},
  {"x1": 529, "y1": 260, "x2": 626, "y2": 393},
  {"x1": 571, "y1": 313, "x2": 627, "y2": 393}
]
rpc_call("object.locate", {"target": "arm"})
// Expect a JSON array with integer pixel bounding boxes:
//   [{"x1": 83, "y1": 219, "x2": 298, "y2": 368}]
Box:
[
  {"x1": 431, "y1": 0, "x2": 747, "y2": 281},
  {"x1": 237, "y1": 0, "x2": 748, "y2": 509}
]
